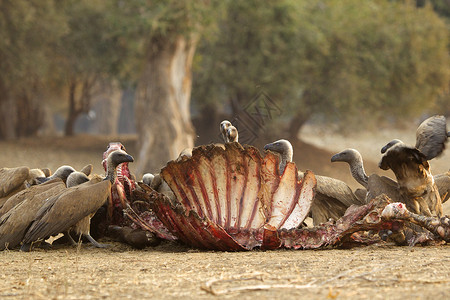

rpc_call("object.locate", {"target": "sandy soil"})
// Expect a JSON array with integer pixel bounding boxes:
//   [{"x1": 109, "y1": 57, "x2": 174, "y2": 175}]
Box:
[{"x1": 0, "y1": 130, "x2": 449, "y2": 299}]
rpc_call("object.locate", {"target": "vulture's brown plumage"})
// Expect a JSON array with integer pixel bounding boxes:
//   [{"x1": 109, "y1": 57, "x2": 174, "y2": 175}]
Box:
[
  {"x1": 0, "y1": 179, "x2": 66, "y2": 250},
  {"x1": 378, "y1": 116, "x2": 448, "y2": 217},
  {"x1": 0, "y1": 178, "x2": 62, "y2": 217},
  {"x1": 34, "y1": 165, "x2": 75, "y2": 185},
  {"x1": 0, "y1": 167, "x2": 30, "y2": 208},
  {"x1": 435, "y1": 171, "x2": 450, "y2": 204},
  {"x1": 21, "y1": 150, "x2": 134, "y2": 251},
  {"x1": 379, "y1": 141, "x2": 442, "y2": 217}
]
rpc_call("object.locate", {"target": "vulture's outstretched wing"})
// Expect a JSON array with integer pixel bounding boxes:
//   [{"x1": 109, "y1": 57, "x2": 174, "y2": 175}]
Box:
[{"x1": 415, "y1": 115, "x2": 448, "y2": 160}]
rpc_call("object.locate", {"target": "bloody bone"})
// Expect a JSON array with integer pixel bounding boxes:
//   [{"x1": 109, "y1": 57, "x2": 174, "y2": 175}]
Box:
[{"x1": 382, "y1": 202, "x2": 450, "y2": 242}]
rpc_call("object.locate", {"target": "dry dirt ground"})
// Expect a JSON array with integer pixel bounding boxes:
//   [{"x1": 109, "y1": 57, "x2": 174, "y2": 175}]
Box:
[{"x1": 0, "y1": 129, "x2": 449, "y2": 299}]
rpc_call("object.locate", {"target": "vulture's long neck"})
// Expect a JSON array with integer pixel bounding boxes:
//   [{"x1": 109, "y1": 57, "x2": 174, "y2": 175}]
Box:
[
  {"x1": 279, "y1": 147, "x2": 293, "y2": 174},
  {"x1": 349, "y1": 157, "x2": 368, "y2": 188},
  {"x1": 105, "y1": 162, "x2": 118, "y2": 184}
]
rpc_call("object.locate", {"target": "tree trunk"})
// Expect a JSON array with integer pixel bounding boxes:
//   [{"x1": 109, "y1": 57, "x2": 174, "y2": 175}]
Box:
[
  {"x1": 287, "y1": 91, "x2": 313, "y2": 140},
  {"x1": 64, "y1": 79, "x2": 93, "y2": 136},
  {"x1": 0, "y1": 83, "x2": 44, "y2": 140},
  {"x1": 0, "y1": 89, "x2": 17, "y2": 140},
  {"x1": 93, "y1": 80, "x2": 122, "y2": 135},
  {"x1": 288, "y1": 110, "x2": 310, "y2": 140},
  {"x1": 135, "y1": 35, "x2": 197, "y2": 175},
  {"x1": 64, "y1": 81, "x2": 78, "y2": 136}
]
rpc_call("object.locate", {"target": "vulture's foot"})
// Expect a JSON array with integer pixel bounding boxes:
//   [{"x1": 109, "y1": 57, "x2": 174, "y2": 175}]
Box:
[
  {"x1": 20, "y1": 241, "x2": 52, "y2": 252},
  {"x1": 85, "y1": 234, "x2": 109, "y2": 248},
  {"x1": 20, "y1": 243, "x2": 32, "y2": 252}
]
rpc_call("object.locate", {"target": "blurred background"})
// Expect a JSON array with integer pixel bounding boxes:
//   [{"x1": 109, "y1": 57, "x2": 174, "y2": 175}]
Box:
[{"x1": 0, "y1": 0, "x2": 448, "y2": 186}]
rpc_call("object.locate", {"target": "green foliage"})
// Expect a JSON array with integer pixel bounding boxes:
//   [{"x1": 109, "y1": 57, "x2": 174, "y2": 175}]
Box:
[
  {"x1": 192, "y1": 0, "x2": 450, "y2": 131},
  {"x1": 102, "y1": 0, "x2": 224, "y2": 82},
  {"x1": 0, "y1": 0, "x2": 66, "y2": 91}
]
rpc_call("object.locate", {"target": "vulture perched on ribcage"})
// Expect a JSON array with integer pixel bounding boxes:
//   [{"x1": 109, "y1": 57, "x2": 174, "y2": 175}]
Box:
[{"x1": 264, "y1": 139, "x2": 365, "y2": 225}]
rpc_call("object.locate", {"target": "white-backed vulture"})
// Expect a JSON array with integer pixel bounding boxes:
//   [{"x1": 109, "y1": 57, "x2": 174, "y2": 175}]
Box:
[
  {"x1": 381, "y1": 116, "x2": 448, "y2": 160},
  {"x1": 142, "y1": 173, "x2": 155, "y2": 186},
  {"x1": 20, "y1": 150, "x2": 134, "y2": 251},
  {"x1": 226, "y1": 125, "x2": 239, "y2": 143},
  {"x1": 220, "y1": 120, "x2": 232, "y2": 143},
  {"x1": 0, "y1": 178, "x2": 63, "y2": 217},
  {"x1": 331, "y1": 148, "x2": 413, "y2": 202},
  {"x1": 379, "y1": 141, "x2": 442, "y2": 217},
  {"x1": 80, "y1": 164, "x2": 93, "y2": 177},
  {"x1": 66, "y1": 171, "x2": 90, "y2": 188},
  {"x1": 435, "y1": 171, "x2": 450, "y2": 204},
  {"x1": 264, "y1": 139, "x2": 364, "y2": 225},
  {"x1": 147, "y1": 173, "x2": 175, "y2": 201},
  {"x1": 332, "y1": 147, "x2": 449, "y2": 212},
  {"x1": 34, "y1": 165, "x2": 76, "y2": 185},
  {"x1": 0, "y1": 167, "x2": 30, "y2": 208},
  {"x1": 0, "y1": 179, "x2": 66, "y2": 250},
  {"x1": 66, "y1": 174, "x2": 103, "y2": 246}
]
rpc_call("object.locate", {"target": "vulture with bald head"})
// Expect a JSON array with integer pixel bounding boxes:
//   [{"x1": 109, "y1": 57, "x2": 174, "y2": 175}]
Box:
[
  {"x1": 330, "y1": 148, "x2": 400, "y2": 203},
  {"x1": 378, "y1": 115, "x2": 447, "y2": 217},
  {"x1": 264, "y1": 139, "x2": 364, "y2": 225},
  {"x1": 220, "y1": 120, "x2": 232, "y2": 143},
  {"x1": 21, "y1": 149, "x2": 134, "y2": 251}
]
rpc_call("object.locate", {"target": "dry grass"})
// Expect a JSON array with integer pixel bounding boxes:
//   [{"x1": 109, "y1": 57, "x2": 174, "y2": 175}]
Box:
[{"x1": 0, "y1": 243, "x2": 449, "y2": 299}]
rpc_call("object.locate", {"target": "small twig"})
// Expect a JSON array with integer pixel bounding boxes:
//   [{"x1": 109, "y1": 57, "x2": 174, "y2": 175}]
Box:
[
  {"x1": 201, "y1": 272, "x2": 319, "y2": 295},
  {"x1": 202, "y1": 282, "x2": 319, "y2": 295}
]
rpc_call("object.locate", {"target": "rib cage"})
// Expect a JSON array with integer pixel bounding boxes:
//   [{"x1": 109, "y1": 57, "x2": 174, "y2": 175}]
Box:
[{"x1": 148, "y1": 143, "x2": 317, "y2": 250}]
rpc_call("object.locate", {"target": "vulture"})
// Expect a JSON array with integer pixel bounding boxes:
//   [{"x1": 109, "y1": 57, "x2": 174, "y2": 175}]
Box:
[
  {"x1": 0, "y1": 167, "x2": 55, "y2": 208},
  {"x1": 331, "y1": 148, "x2": 400, "y2": 203},
  {"x1": 146, "y1": 173, "x2": 176, "y2": 201},
  {"x1": 65, "y1": 173, "x2": 103, "y2": 246},
  {"x1": 0, "y1": 167, "x2": 30, "y2": 208},
  {"x1": 79, "y1": 164, "x2": 93, "y2": 177},
  {"x1": 435, "y1": 171, "x2": 450, "y2": 204},
  {"x1": 378, "y1": 115, "x2": 448, "y2": 217},
  {"x1": 20, "y1": 149, "x2": 134, "y2": 251},
  {"x1": 226, "y1": 125, "x2": 239, "y2": 143},
  {"x1": 379, "y1": 140, "x2": 442, "y2": 217},
  {"x1": 0, "y1": 165, "x2": 93, "y2": 217},
  {"x1": 142, "y1": 173, "x2": 155, "y2": 186},
  {"x1": 0, "y1": 179, "x2": 67, "y2": 250},
  {"x1": 264, "y1": 139, "x2": 364, "y2": 225},
  {"x1": 34, "y1": 165, "x2": 76, "y2": 185},
  {"x1": 220, "y1": 120, "x2": 232, "y2": 143},
  {"x1": 66, "y1": 171, "x2": 90, "y2": 188}
]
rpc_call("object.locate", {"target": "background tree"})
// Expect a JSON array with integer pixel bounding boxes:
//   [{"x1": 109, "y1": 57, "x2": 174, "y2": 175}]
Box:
[
  {"x1": 192, "y1": 0, "x2": 450, "y2": 141},
  {"x1": 50, "y1": 0, "x2": 128, "y2": 136},
  {"x1": 0, "y1": 0, "x2": 65, "y2": 139},
  {"x1": 108, "y1": 0, "x2": 223, "y2": 175}
]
